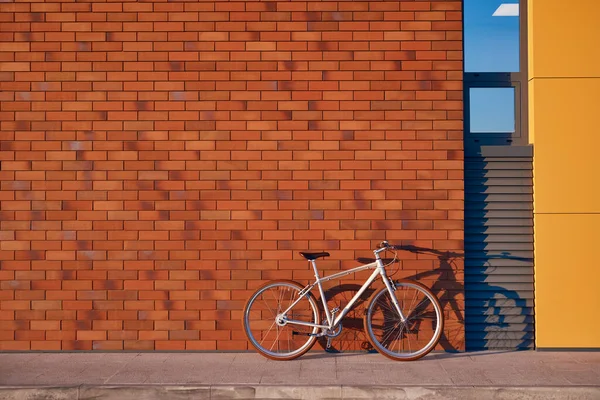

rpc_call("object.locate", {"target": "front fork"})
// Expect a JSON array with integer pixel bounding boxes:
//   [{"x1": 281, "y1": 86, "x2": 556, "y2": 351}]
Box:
[{"x1": 377, "y1": 261, "x2": 408, "y2": 323}]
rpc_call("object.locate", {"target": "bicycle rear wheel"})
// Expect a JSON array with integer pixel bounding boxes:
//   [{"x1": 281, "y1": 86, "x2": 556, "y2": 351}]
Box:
[
  {"x1": 242, "y1": 280, "x2": 320, "y2": 360},
  {"x1": 364, "y1": 280, "x2": 443, "y2": 361}
]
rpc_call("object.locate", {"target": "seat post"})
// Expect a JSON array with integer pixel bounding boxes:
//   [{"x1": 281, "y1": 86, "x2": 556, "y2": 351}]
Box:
[{"x1": 309, "y1": 260, "x2": 320, "y2": 280}]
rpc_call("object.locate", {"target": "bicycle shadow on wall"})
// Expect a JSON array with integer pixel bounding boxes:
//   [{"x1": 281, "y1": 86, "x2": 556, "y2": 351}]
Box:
[
  {"x1": 464, "y1": 249, "x2": 535, "y2": 351},
  {"x1": 317, "y1": 245, "x2": 532, "y2": 354}
]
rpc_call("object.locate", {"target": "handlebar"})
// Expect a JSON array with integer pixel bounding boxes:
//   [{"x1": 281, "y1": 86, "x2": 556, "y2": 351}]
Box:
[
  {"x1": 374, "y1": 241, "x2": 398, "y2": 268},
  {"x1": 374, "y1": 240, "x2": 392, "y2": 256}
]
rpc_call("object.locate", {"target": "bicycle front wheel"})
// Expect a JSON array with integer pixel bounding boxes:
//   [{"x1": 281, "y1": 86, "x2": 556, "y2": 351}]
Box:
[
  {"x1": 364, "y1": 280, "x2": 443, "y2": 361},
  {"x1": 242, "y1": 280, "x2": 320, "y2": 361}
]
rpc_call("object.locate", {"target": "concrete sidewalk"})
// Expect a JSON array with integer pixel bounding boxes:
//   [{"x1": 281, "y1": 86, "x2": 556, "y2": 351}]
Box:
[{"x1": 1, "y1": 350, "x2": 599, "y2": 399}]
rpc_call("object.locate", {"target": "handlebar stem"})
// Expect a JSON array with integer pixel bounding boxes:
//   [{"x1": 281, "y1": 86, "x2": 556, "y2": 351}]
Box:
[{"x1": 373, "y1": 247, "x2": 387, "y2": 260}]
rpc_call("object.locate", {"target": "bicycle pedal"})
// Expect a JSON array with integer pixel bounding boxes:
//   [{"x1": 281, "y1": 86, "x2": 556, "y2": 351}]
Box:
[{"x1": 326, "y1": 337, "x2": 333, "y2": 349}]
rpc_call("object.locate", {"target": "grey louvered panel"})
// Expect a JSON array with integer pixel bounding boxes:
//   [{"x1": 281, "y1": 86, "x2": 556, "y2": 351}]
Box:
[
  {"x1": 465, "y1": 266, "x2": 534, "y2": 275},
  {"x1": 465, "y1": 250, "x2": 533, "y2": 259},
  {"x1": 465, "y1": 257, "x2": 533, "y2": 266},
  {"x1": 466, "y1": 194, "x2": 533, "y2": 203},
  {"x1": 465, "y1": 234, "x2": 533, "y2": 243},
  {"x1": 465, "y1": 201, "x2": 533, "y2": 211},
  {"x1": 466, "y1": 291, "x2": 535, "y2": 301},
  {"x1": 464, "y1": 147, "x2": 535, "y2": 351},
  {"x1": 467, "y1": 319, "x2": 534, "y2": 332},
  {"x1": 465, "y1": 242, "x2": 533, "y2": 251},
  {"x1": 466, "y1": 335, "x2": 535, "y2": 348},
  {"x1": 465, "y1": 177, "x2": 533, "y2": 186},
  {"x1": 468, "y1": 146, "x2": 534, "y2": 158},
  {"x1": 465, "y1": 218, "x2": 533, "y2": 227},
  {"x1": 465, "y1": 161, "x2": 532, "y2": 170},
  {"x1": 465, "y1": 258, "x2": 533, "y2": 268},
  {"x1": 464, "y1": 274, "x2": 534, "y2": 283},
  {"x1": 467, "y1": 340, "x2": 535, "y2": 350},
  {"x1": 468, "y1": 157, "x2": 534, "y2": 162},
  {"x1": 466, "y1": 315, "x2": 535, "y2": 324},
  {"x1": 465, "y1": 282, "x2": 534, "y2": 292},
  {"x1": 464, "y1": 169, "x2": 532, "y2": 178},
  {"x1": 466, "y1": 307, "x2": 534, "y2": 316},
  {"x1": 466, "y1": 323, "x2": 535, "y2": 332},
  {"x1": 465, "y1": 185, "x2": 533, "y2": 194},
  {"x1": 466, "y1": 335, "x2": 534, "y2": 344},
  {"x1": 465, "y1": 226, "x2": 534, "y2": 235},
  {"x1": 466, "y1": 298, "x2": 535, "y2": 308},
  {"x1": 465, "y1": 210, "x2": 533, "y2": 219}
]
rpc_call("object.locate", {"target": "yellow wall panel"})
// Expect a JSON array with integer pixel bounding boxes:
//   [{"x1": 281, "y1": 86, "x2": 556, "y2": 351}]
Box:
[
  {"x1": 535, "y1": 215, "x2": 600, "y2": 348},
  {"x1": 531, "y1": 78, "x2": 600, "y2": 214},
  {"x1": 529, "y1": 0, "x2": 600, "y2": 79},
  {"x1": 530, "y1": 0, "x2": 600, "y2": 348}
]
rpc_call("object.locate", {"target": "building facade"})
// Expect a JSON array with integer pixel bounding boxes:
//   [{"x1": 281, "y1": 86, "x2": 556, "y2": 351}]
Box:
[{"x1": 0, "y1": 0, "x2": 597, "y2": 352}]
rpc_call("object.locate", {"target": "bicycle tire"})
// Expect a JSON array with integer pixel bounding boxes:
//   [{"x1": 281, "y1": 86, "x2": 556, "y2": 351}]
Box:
[
  {"x1": 242, "y1": 280, "x2": 320, "y2": 361},
  {"x1": 364, "y1": 280, "x2": 444, "y2": 361}
]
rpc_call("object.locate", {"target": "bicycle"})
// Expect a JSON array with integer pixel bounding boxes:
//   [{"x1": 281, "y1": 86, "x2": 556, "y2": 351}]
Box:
[{"x1": 242, "y1": 241, "x2": 444, "y2": 361}]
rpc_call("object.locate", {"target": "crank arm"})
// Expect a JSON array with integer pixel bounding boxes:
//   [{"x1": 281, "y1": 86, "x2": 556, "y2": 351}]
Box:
[{"x1": 292, "y1": 331, "x2": 321, "y2": 337}]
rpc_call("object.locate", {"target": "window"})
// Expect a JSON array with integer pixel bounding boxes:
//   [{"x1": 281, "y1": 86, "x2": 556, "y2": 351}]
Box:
[
  {"x1": 464, "y1": 1, "x2": 521, "y2": 72},
  {"x1": 463, "y1": 1, "x2": 527, "y2": 148},
  {"x1": 469, "y1": 87, "x2": 516, "y2": 133}
]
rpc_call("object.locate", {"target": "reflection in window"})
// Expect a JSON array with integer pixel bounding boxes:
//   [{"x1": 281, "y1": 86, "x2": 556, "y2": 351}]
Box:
[
  {"x1": 469, "y1": 88, "x2": 515, "y2": 133},
  {"x1": 464, "y1": 1, "x2": 520, "y2": 72}
]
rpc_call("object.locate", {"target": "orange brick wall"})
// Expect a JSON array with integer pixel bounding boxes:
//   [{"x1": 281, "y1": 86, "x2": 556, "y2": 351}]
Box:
[{"x1": 0, "y1": 0, "x2": 464, "y2": 351}]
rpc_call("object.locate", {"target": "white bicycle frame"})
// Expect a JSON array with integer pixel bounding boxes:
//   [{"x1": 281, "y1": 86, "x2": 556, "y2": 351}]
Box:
[{"x1": 279, "y1": 248, "x2": 407, "y2": 332}]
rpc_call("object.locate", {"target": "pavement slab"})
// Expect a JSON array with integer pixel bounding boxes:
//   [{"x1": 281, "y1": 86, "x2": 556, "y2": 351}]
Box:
[{"x1": 0, "y1": 351, "x2": 599, "y2": 399}]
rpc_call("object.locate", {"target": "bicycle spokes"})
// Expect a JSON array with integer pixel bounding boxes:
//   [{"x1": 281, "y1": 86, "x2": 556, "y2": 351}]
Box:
[
  {"x1": 365, "y1": 281, "x2": 443, "y2": 360},
  {"x1": 243, "y1": 281, "x2": 320, "y2": 360}
]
